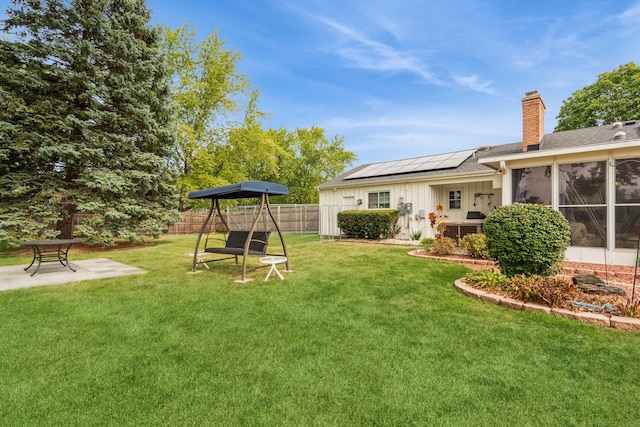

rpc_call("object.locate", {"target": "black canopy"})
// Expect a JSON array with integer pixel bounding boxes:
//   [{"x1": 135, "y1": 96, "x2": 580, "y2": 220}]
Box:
[{"x1": 188, "y1": 181, "x2": 289, "y2": 200}]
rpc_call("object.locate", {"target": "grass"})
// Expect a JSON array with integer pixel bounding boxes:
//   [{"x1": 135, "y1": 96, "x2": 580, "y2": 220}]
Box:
[{"x1": 1, "y1": 234, "x2": 640, "y2": 425}]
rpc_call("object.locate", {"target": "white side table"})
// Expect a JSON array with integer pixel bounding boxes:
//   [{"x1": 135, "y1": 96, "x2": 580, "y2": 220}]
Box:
[
  {"x1": 259, "y1": 256, "x2": 288, "y2": 281},
  {"x1": 189, "y1": 252, "x2": 210, "y2": 269}
]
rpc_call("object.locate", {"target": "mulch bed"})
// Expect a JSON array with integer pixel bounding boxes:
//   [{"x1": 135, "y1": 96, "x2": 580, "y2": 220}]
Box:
[{"x1": 411, "y1": 249, "x2": 638, "y2": 287}]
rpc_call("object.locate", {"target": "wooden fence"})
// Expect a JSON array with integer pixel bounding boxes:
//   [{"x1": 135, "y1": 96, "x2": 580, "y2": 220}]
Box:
[
  {"x1": 71, "y1": 204, "x2": 319, "y2": 236},
  {"x1": 166, "y1": 204, "x2": 319, "y2": 235}
]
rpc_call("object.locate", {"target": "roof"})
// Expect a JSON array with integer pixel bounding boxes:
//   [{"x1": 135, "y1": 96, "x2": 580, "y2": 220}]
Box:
[
  {"x1": 540, "y1": 120, "x2": 640, "y2": 150},
  {"x1": 318, "y1": 120, "x2": 640, "y2": 189},
  {"x1": 188, "y1": 181, "x2": 289, "y2": 200},
  {"x1": 343, "y1": 148, "x2": 477, "y2": 180},
  {"x1": 318, "y1": 142, "x2": 521, "y2": 188}
]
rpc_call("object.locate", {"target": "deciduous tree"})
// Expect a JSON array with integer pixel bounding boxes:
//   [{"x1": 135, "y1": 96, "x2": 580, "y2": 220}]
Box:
[
  {"x1": 268, "y1": 126, "x2": 357, "y2": 204},
  {"x1": 162, "y1": 25, "x2": 281, "y2": 210},
  {"x1": 555, "y1": 62, "x2": 640, "y2": 131}
]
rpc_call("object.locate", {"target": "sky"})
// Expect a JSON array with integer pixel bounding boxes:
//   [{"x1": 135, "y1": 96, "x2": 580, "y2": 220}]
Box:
[{"x1": 2, "y1": 0, "x2": 640, "y2": 166}]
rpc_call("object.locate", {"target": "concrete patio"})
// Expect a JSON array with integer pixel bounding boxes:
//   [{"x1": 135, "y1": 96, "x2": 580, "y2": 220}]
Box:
[{"x1": 0, "y1": 258, "x2": 147, "y2": 291}]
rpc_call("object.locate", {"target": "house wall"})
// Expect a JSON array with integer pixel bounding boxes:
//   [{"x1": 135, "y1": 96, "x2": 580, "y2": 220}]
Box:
[
  {"x1": 498, "y1": 144, "x2": 640, "y2": 266},
  {"x1": 319, "y1": 174, "x2": 500, "y2": 239}
]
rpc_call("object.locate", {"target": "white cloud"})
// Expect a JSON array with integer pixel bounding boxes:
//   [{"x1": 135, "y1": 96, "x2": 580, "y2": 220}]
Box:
[
  {"x1": 317, "y1": 17, "x2": 442, "y2": 84},
  {"x1": 453, "y1": 75, "x2": 496, "y2": 95},
  {"x1": 619, "y1": 1, "x2": 640, "y2": 20}
]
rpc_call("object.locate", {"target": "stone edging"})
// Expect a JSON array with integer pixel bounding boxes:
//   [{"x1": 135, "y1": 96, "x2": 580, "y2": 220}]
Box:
[
  {"x1": 409, "y1": 250, "x2": 495, "y2": 266},
  {"x1": 409, "y1": 249, "x2": 638, "y2": 284},
  {"x1": 454, "y1": 279, "x2": 640, "y2": 330}
]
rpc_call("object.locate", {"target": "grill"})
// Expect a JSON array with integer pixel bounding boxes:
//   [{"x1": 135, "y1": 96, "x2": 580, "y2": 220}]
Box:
[{"x1": 466, "y1": 211, "x2": 486, "y2": 220}]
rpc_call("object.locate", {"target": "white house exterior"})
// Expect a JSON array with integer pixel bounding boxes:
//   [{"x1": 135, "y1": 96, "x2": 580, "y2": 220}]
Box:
[{"x1": 318, "y1": 91, "x2": 640, "y2": 266}]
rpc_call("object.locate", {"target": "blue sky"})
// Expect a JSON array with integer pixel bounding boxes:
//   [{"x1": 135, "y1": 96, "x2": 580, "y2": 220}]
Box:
[{"x1": 2, "y1": 1, "x2": 640, "y2": 166}]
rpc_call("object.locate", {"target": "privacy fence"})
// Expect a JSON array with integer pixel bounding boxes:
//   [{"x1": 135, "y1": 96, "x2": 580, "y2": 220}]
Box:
[{"x1": 165, "y1": 204, "x2": 319, "y2": 235}]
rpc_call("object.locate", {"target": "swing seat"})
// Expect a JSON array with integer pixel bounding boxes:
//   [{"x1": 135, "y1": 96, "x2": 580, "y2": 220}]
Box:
[{"x1": 204, "y1": 231, "x2": 271, "y2": 260}]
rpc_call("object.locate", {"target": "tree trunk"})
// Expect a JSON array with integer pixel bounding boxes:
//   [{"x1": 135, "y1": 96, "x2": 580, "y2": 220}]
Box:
[{"x1": 56, "y1": 216, "x2": 74, "y2": 239}]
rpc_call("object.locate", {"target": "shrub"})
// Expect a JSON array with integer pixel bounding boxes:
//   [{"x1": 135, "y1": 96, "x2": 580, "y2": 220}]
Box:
[
  {"x1": 421, "y1": 237, "x2": 434, "y2": 251},
  {"x1": 431, "y1": 236, "x2": 456, "y2": 255},
  {"x1": 464, "y1": 271, "x2": 580, "y2": 308},
  {"x1": 464, "y1": 269, "x2": 510, "y2": 292},
  {"x1": 410, "y1": 230, "x2": 423, "y2": 240},
  {"x1": 337, "y1": 210, "x2": 399, "y2": 240},
  {"x1": 483, "y1": 203, "x2": 570, "y2": 277},
  {"x1": 459, "y1": 233, "x2": 489, "y2": 259}
]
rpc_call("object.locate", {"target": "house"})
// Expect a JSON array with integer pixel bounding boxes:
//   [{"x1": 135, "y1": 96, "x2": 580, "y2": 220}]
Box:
[{"x1": 317, "y1": 91, "x2": 640, "y2": 266}]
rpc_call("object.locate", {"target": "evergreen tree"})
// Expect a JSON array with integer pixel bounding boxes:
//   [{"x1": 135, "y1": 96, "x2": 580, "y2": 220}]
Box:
[{"x1": 0, "y1": 0, "x2": 179, "y2": 247}]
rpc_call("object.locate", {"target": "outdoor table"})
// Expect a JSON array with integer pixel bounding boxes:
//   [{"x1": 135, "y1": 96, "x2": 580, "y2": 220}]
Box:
[
  {"x1": 189, "y1": 252, "x2": 210, "y2": 269},
  {"x1": 21, "y1": 239, "x2": 83, "y2": 276},
  {"x1": 259, "y1": 256, "x2": 288, "y2": 281}
]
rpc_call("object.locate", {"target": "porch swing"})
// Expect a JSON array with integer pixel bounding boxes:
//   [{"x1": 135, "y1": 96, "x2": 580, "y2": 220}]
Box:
[{"x1": 188, "y1": 181, "x2": 290, "y2": 282}]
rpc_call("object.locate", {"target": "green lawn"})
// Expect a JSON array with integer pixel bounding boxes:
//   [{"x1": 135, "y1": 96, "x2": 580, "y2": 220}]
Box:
[{"x1": 1, "y1": 234, "x2": 639, "y2": 426}]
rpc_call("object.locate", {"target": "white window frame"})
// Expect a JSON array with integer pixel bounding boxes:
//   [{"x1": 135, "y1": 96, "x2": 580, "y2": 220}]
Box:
[
  {"x1": 368, "y1": 191, "x2": 390, "y2": 209},
  {"x1": 448, "y1": 190, "x2": 462, "y2": 210}
]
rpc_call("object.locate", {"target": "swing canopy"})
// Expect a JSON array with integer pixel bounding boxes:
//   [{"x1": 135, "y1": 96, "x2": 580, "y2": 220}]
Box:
[
  {"x1": 187, "y1": 181, "x2": 290, "y2": 282},
  {"x1": 188, "y1": 181, "x2": 289, "y2": 200}
]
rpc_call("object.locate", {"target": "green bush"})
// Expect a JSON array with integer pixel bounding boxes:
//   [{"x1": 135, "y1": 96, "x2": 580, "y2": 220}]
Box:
[
  {"x1": 431, "y1": 236, "x2": 456, "y2": 255},
  {"x1": 483, "y1": 203, "x2": 570, "y2": 277},
  {"x1": 459, "y1": 233, "x2": 489, "y2": 259},
  {"x1": 463, "y1": 270, "x2": 510, "y2": 292},
  {"x1": 337, "y1": 210, "x2": 399, "y2": 240},
  {"x1": 421, "y1": 237, "x2": 434, "y2": 251}
]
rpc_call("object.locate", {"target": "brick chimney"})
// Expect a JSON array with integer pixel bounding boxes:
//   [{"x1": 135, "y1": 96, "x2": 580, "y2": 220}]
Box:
[{"x1": 521, "y1": 91, "x2": 546, "y2": 152}]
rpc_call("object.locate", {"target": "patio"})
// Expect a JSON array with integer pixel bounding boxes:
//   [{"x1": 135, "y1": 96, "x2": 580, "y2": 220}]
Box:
[{"x1": 0, "y1": 258, "x2": 147, "y2": 291}]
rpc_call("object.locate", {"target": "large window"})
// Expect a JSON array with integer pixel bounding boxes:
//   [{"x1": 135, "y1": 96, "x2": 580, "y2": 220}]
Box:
[
  {"x1": 368, "y1": 191, "x2": 390, "y2": 209},
  {"x1": 512, "y1": 166, "x2": 551, "y2": 205},
  {"x1": 558, "y1": 161, "x2": 606, "y2": 247},
  {"x1": 449, "y1": 190, "x2": 461, "y2": 209},
  {"x1": 615, "y1": 158, "x2": 640, "y2": 248}
]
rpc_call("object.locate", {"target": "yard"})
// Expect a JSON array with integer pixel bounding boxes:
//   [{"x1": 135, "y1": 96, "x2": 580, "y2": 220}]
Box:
[{"x1": 1, "y1": 234, "x2": 639, "y2": 425}]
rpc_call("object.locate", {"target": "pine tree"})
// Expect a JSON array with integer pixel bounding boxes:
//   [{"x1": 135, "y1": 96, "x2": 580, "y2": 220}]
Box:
[{"x1": 0, "y1": 0, "x2": 179, "y2": 247}]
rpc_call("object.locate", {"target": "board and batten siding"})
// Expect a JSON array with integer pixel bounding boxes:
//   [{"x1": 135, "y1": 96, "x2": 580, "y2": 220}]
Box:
[{"x1": 319, "y1": 177, "x2": 500, "y2": 239}]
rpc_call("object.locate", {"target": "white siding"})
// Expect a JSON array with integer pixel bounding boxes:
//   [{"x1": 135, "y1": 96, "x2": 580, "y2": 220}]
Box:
[{"x1": 319, "y1": 177, "x2": 499, "y2": 239}]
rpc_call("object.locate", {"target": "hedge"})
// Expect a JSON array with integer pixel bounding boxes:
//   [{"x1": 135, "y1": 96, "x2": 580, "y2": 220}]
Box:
[{"x1": 337, "y1": 210, "x2": 399, "y2": 240}]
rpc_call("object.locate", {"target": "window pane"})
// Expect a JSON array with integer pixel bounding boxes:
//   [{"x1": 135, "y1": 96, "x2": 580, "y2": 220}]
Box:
[
  {"x1": 368, "y1": 193, "x2": 378, "y2": 209},
  {"x1": 367, "y1": 192, "x2": 389, "y2": 209},
  {"x1": 560, "y1": 207, "x2": 606, "y2": 247},
  {"x1": 379, "y1": 192, "x2": 390, "y2": 208},
  {"x1": 615, "y1": 206, "x2": 640, "y2": 249},
  {"x1": 449, "y1": 190, "x2": 461, "y2": 209},
  {"x1": 616, "y1": 158, "x2": 640, "y2": 204},
  {"x1": 512, "y1": 166, "x2": 551, "y2": 205},
  {"x1": 559, "y1": 161, "x2": 606, "y2": 205}
]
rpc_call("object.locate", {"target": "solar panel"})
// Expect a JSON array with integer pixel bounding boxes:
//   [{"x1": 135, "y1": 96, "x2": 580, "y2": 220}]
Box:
[{"x1": 344, "y1": 149, "x2": 476, "y2": 180}]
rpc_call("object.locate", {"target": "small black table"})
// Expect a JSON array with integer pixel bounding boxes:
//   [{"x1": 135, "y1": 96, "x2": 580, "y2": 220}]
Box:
[{"x1": 21, "y1": 239, "x2": 83, "y2": 276}]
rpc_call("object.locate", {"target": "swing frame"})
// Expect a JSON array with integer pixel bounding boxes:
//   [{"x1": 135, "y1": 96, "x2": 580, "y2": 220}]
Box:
[{"x1": 188, "y1": 181, "x2": 290, "y2": 282}]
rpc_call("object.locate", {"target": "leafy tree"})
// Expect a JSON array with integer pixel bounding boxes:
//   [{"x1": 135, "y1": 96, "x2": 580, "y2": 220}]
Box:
[
  {"x1": 160, "y1": 25, "x2": 355, "y2": 208},
  {"x1": 268, "y1": 126, "x2": 357, "y2": 204},
  {"x1": 161, "y1": 25, "x2": 282, "y2": 210},
  {"x1": 555, "y1": 62, "x2": 640, "y2": 131},
  {"x1": 0, "y1": 0, "x2": 179, "y2": 247}
]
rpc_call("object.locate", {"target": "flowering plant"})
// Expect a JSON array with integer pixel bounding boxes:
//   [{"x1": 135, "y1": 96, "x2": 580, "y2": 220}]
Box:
[
  {"x1": 428, "y1": 211, "x2": 437, "y2": 228},
  {"x1": 428, "y1": 203, "x2": 448, "y2": 238}
]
